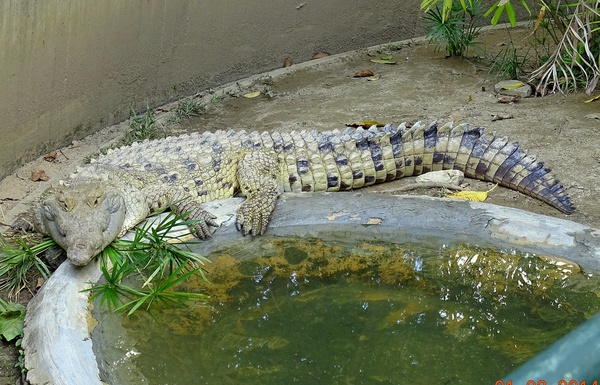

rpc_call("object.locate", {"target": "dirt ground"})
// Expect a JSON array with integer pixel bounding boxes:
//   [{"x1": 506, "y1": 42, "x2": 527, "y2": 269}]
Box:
[{"x1": 0, "y1": 26, "x2": 599, "y2": 384}]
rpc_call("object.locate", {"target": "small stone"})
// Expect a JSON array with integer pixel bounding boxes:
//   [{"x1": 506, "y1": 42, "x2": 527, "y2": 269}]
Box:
[
  {"x1": 494, "y1": 80, "x2": 533, "y2": 98},
  {"x1": 416, "y1": 170, "x2": 464, "y2": 185}
]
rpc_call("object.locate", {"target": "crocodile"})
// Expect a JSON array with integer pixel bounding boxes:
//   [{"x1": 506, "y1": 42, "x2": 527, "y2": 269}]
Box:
[{"x1": 31, "y1": 121, "x2": 574, "y2": 266}]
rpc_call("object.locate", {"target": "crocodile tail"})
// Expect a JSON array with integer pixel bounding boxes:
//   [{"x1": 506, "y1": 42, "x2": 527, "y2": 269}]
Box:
[{"x1": 396, "y1": 121, "x2": 574, "y2": 214}]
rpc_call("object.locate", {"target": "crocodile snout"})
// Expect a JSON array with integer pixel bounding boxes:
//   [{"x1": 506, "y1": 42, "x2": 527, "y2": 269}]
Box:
[{"x1": 67, "y1": 241, "x2": 100, "y2": 267}]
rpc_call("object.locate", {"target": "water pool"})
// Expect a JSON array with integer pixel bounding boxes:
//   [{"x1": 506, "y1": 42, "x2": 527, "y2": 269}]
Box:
[{"x1": 92, "y1": 235, "x2": 600, "y2": 385}]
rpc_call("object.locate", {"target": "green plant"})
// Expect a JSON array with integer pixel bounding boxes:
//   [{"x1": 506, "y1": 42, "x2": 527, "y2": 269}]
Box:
[
  {"x1": 15, "y1": 337, "x2": 25, "y2": 376},
  {"x1": 530, "y1": 0, "x2": 600, "y2": 94},
  {"x1": 84, "y1": 210, "x2": 210, "y2": 315},
  {"x1": 1, "y1": 211, "x2": 210, "y2": 315},
  {"x1": 420, "y1": 0, "x2": 599, "y2": 94},
  {"x1": 421, "y1": 0, "x2": 529, "y2": 26},
  {"x1": 488, "y1": 39, "x2": 530, "y2": 79},
  {"x1": 85, "y1": 103, "x2": 164, "y2": 163},
  {"x1": 0, "y1": 297, "x2": 26, "y2": 376},
  {"x1": 423, "y1": 1, "x2": 482, "y2": 57},
  {"x1": 125, "y1": 104, "x2": 160, "y2": 144},
  {"x1": 0, "y1": 298, "x2": 25, "y2": 342},
  {"x1": 0, "y1": 236, "x2": 53, "y2": 295},
  {"x1": 170, "y1": 98, "x2": 203, "y2": 124}
]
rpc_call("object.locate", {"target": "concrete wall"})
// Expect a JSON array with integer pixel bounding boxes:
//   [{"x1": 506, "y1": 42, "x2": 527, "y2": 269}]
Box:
[{"x1": 0, "y1": 0, "x2": 425, "y2": 179}]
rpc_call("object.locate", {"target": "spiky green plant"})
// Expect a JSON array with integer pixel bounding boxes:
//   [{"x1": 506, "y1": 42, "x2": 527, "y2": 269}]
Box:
[
  {"x1": 84, "y1": 248, "x2": 206, "y2": 315},
  {"x1": 170, "y1": 98, "x2": 202, "y2": 124},
  {"x1": 1, "y1": 210, "x2": 210, "y2": 314},
  {"x1": 83, "y1": 210, "x2": 210, "y2": 315},
  {"x1": 125, "y1": 104, "x2": 160, "y2": 144},
  {"x1": 488, "y1": 40, "x2": 530, "y2": 79},
  {"x1": 423, "y1": 1, "x2": 482, "y2": 57},
  {"x1": 0, "y1": 236, "x2": 52, "y2": 295}
]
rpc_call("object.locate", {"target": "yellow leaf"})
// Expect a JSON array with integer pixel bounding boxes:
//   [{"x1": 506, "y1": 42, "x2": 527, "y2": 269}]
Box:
[
  {"x1": 346, "y1": 120, "x2": 386, "y2": 128},
  {"x1": 584, "y1": 94, "x2": 600, "y2": 103},
  {"x1": 242, "y1": 91, "x2": 261, "y2": 98},
  {"x1": 501, "y1": 82, "x2": 525, "y2": 90},
  {"x1": 367, "y1": 74, "x2": 381, "y2": 81},
  {"x1": 533, "y1": 6, "x2": 546, "y2": 33},
  {"x1": 447, "y1": 184, "x2": 498, "y2": 202}
]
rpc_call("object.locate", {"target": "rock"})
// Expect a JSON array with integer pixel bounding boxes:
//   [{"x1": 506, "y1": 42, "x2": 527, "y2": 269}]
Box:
[
  {"x1": 415, "y1": 169, "x2": 464, "y2": 185},
  {"x1": 494, "y1": 80, "x2": 533, "y2": 98}
]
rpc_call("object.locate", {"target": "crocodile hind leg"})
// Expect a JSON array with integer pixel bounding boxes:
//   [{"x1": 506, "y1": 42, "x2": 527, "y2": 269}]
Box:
[{"x1": 236, "y1": 151, "x2": 282, "y2": 236}]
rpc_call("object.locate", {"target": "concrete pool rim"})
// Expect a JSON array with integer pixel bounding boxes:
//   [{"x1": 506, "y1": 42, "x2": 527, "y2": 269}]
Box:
[{"x1": 22, "y1": 193, "x2": 600, "y2": 385}]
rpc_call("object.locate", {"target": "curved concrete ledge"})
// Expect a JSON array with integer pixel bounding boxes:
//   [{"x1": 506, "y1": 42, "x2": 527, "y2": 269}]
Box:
[{"x1": 22, "y1": 194, "x2": 600, "y2": 384}]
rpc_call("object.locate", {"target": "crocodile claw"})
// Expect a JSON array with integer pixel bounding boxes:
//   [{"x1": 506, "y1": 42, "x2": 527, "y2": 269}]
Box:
[
  {"x1": 187, "y1": 209, "x2": 218, "y2": 239},
  {"x1": 235, "y1": 199, "x2": 272, "y2": 237}
]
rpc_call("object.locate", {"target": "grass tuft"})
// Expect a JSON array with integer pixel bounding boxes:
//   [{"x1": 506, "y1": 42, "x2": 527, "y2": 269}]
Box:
[{"x1": 170, "y1": 98, "x2": 203, "y2": 124}]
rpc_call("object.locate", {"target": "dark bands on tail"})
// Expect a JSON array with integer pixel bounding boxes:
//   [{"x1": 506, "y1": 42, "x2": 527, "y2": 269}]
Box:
[
  {"x1": 390, "y1": 121, "x2": 574, "y2": 214},
  {"x1": 308, "y1": 121, "x2": 574, "y2": 214}
]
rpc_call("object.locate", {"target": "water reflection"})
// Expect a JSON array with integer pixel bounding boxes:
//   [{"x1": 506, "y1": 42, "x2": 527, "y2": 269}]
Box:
[{"x1": 92, "y1": 236, "x2": 600, "y2": 385}]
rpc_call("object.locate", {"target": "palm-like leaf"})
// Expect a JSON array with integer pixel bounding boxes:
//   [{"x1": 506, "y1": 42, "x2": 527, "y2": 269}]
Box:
[{"x1": 529, "y1": 0, "x2": 599, "y2": 94}]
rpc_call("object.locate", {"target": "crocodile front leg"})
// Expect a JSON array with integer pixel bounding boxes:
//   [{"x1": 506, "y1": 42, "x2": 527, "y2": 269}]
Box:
[
  {"x1": 236, "y1": 151, "x2": 282, "y2": 236},
  {"x1": 144, "y1": 187, "x2": 218, "y2": 239},
  {"x1": 171, "y1": 197, "x2": 219, "y2": 239}
]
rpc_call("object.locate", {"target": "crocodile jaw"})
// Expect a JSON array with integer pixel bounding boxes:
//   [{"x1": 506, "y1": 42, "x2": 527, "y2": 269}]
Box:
[{"x1": 35, "y1": 183, "x2": 127, "y2": 266}]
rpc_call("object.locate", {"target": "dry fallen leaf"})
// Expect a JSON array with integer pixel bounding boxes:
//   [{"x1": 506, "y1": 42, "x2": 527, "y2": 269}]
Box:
[
  {"x1": 242, "y1": 91, "x2": 261, "y2": 99},
  {"x1": 497, "y1": 95, "x2": 520, "y2": 104},
  {"x1": 491, "y1": 114, "x2": 514, "y2": 122},
  {"x1": 311, "y1": 51, "x2": 330, "y2": 60},
  {"x1": 283, "y1": 57, "x2": 293, "y2": 68},
  {"x1": 366, "y1": 74, "x2": 381, "y2": 81},
  {"x1": 447, "y1": 184, "x2": 497, "y2": 202},
  {"x1": 31, "y1": 170, "x2": 50, "y2": 182},
  {"x1": 353, "y1": 70, "x2": 375, "y2": 78},
  {"x1": 44, "y1": 150, "x2": 58, "y2": 163}
]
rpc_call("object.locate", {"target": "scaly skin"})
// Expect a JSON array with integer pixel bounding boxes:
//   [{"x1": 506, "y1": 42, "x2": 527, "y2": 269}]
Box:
[{"x1": 32, "y1": 121, "x2": 574, "y2": 266}]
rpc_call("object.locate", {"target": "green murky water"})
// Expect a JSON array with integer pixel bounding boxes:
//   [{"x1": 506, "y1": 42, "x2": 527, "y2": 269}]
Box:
[{"x1": 92, "y1": 236, "x2": 600, "y2": 385}]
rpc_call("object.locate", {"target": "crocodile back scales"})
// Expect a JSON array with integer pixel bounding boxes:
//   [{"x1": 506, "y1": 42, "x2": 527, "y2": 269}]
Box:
[{"x1": 93, "y1": 121, "x2": 574, "y2": 214}]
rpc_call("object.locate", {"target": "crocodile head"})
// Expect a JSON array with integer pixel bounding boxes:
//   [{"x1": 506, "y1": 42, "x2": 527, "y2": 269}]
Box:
[{"x1": 35, "y1": 183, "x2": 127, "y2": 266}]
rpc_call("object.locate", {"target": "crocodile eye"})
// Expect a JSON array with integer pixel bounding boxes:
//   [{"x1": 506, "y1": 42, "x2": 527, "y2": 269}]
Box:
[
  {"x1": 86, "y1": 192, "x2": 105, "y2": 208},
  {"x1": 57, "y1": 195, "x2": 75, "y2": 212}
]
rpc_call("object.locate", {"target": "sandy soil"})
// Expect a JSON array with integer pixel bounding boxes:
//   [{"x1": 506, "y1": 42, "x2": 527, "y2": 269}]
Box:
[{"x1": 0, "y1": 26, "x2": 599, "y2": 384}]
